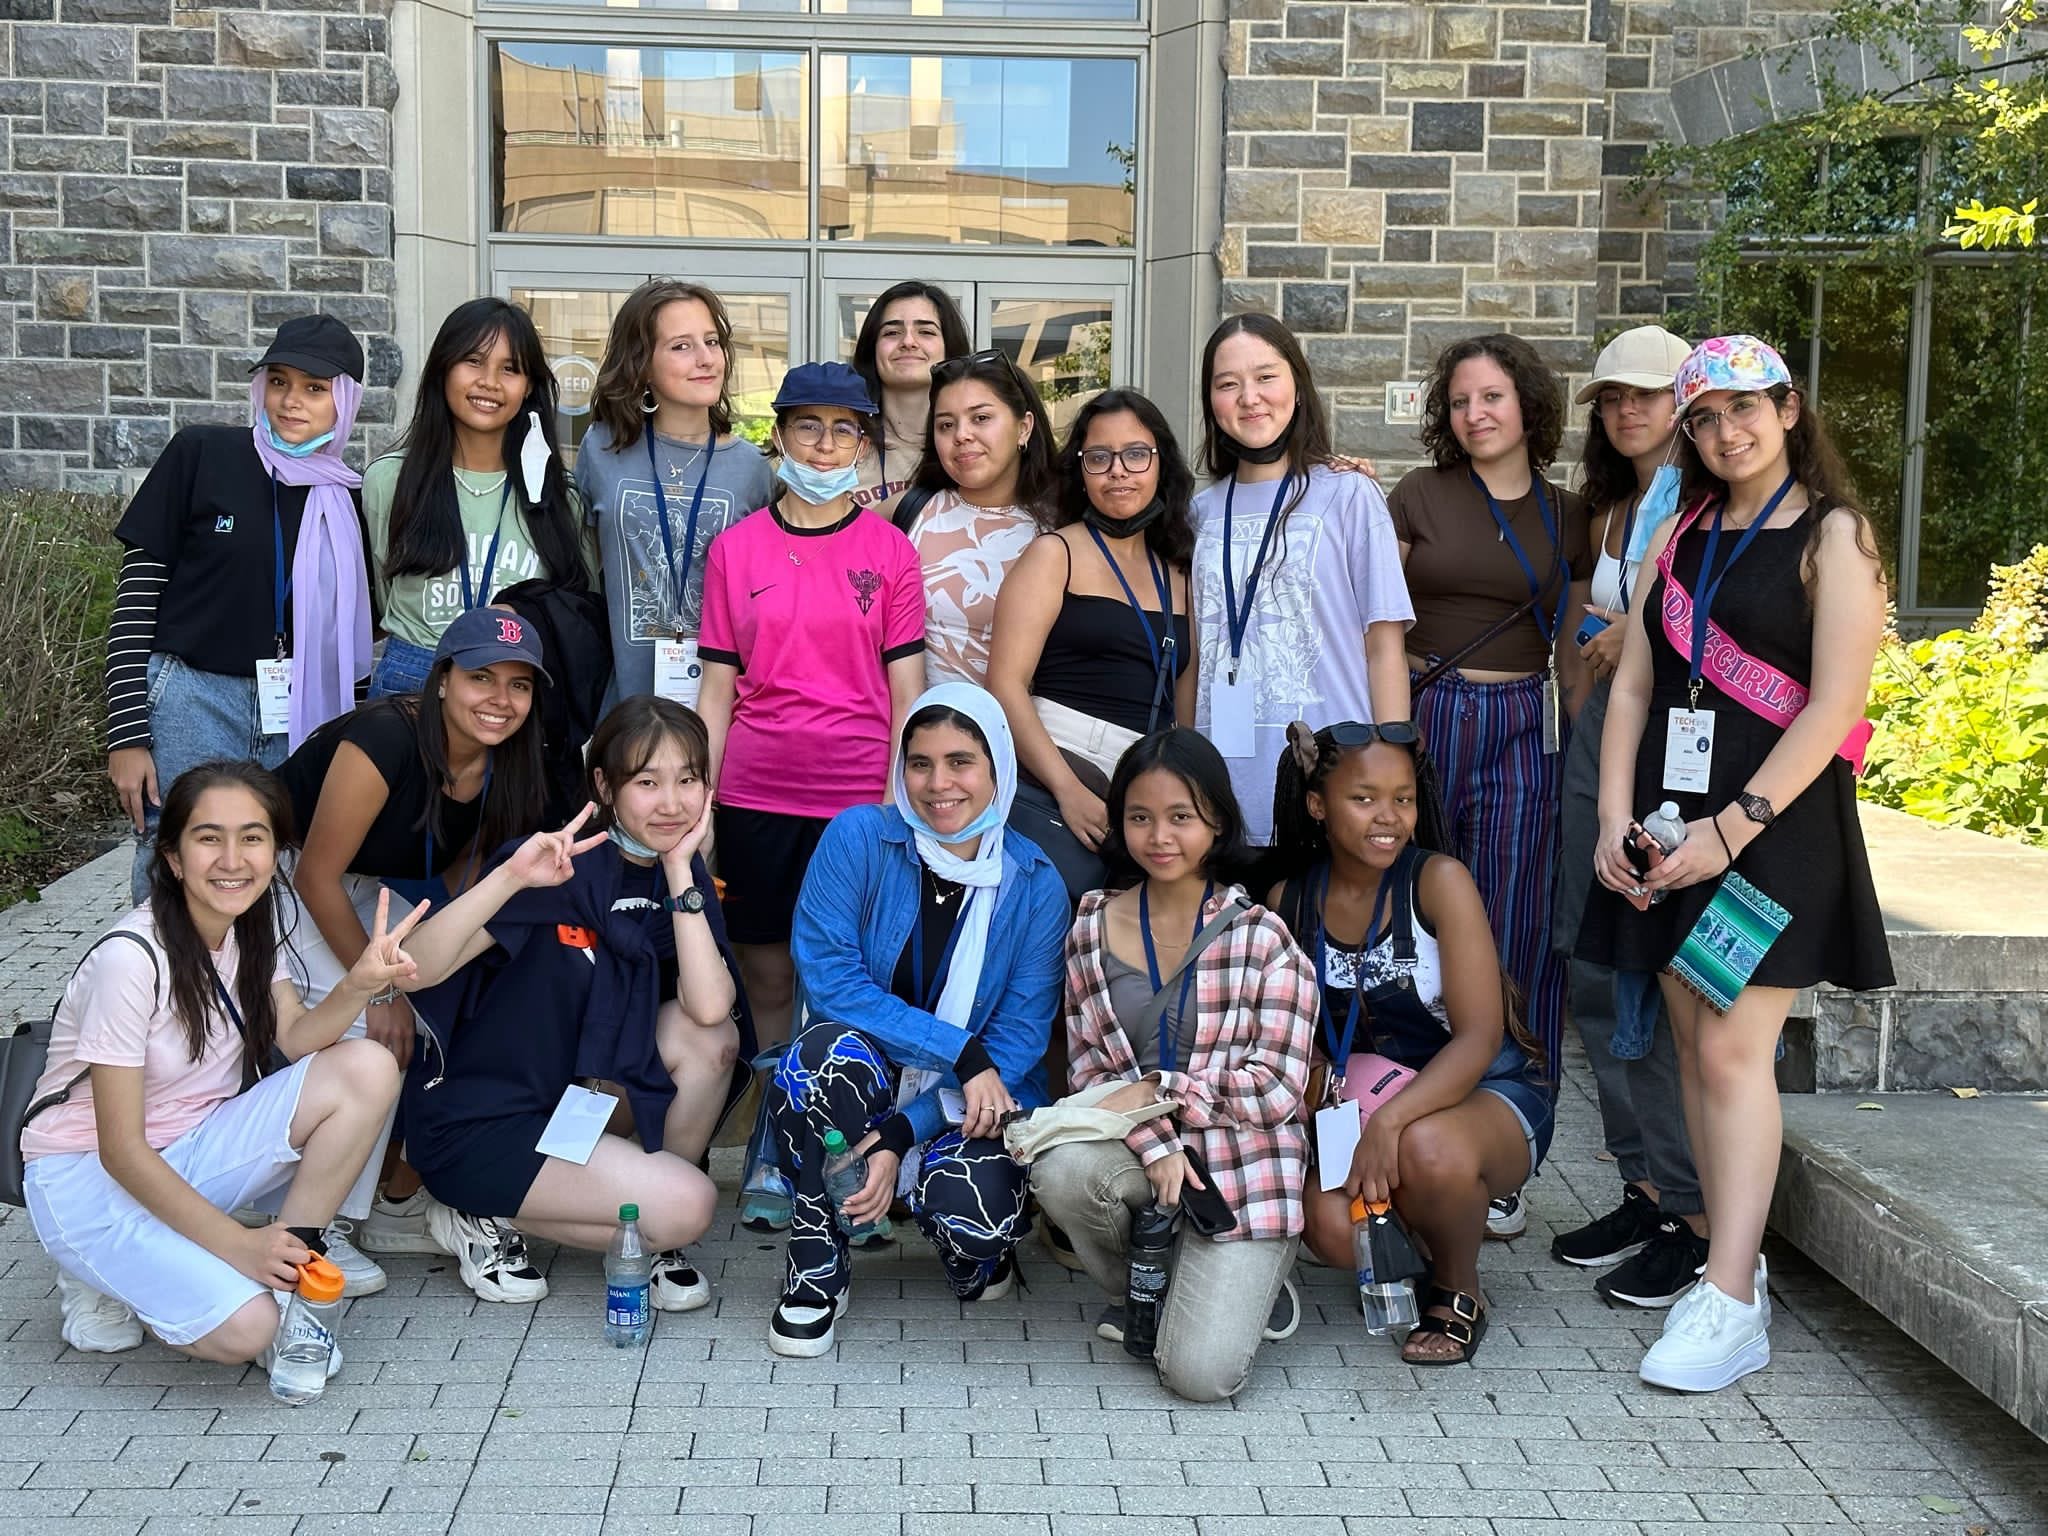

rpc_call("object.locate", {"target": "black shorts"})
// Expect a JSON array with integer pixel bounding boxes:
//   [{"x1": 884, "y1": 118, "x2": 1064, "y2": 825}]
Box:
[{"x1": 714, "y1": 804, "x2": 830, "y2": 945}]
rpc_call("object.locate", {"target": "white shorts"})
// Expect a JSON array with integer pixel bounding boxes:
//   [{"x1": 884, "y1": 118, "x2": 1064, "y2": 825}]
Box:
[{"x1": 23, "y1": 1054, "x2": 314, "y2": 1347}]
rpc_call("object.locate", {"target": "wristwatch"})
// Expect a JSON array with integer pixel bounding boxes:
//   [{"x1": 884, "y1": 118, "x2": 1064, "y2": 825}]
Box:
[
  {"x1": 666, "y1": 886, "x2": 707, "y2": 915},
  {"x1": 1734, "y1": 792, "x2": 1777, "y2": 827}
]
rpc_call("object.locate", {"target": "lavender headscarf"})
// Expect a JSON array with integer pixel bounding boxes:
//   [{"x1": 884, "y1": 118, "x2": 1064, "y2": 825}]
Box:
[{"x1": 248, "y1": 372, "x2": 371, "y2": 749}]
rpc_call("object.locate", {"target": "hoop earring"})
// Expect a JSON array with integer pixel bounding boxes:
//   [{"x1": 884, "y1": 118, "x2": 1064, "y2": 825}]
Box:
[{"x1": 640, "y1": 387, "x2": 658, "y2": 416}]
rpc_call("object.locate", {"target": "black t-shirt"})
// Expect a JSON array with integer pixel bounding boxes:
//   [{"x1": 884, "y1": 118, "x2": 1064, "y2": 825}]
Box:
[
  {"x1": 277, "y1": 701, "x2": 484, "y2": 881},
  {"x1": 889, "y1": 869, "x2": 968, "y2": 1009},
  {"x1": 114, "y1": 424, "x2": 364, "y2": 678}
]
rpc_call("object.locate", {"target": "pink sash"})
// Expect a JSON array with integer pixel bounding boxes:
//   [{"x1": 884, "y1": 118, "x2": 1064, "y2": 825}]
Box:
[{"x1": 1656, "y1": 498, "x2": 1874, "y2": 775}]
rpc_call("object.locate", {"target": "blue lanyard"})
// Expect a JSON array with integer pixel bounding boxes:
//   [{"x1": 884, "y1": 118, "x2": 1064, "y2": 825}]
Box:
[
  {"x1": 270, "y1": 476, "x2": 291, "y2": 658},
  {"x1": 909, "y1": 874, "x2": 971, "y2": 1014},
  {"x1": 457, "y1": 481, "x2": 514, "y2": 614},
  {"x1": 1085, "y1": 523, "x2": 1178, "y2": 730},
  {"x1": 211, "y1": 972, "x2": 243, "y2": 1035},
  {"x1": 423, "y1": 753, "x2": 492, "y2": 886},
  {"x1": 1468, "y1": 471, "x2": 1569, "y2": 649},
  {"x1": 648, "y1": 430, "x2": 715, "y2": 633},
  {"x1": 1687, "y1": 474, "x2": 1796, "y2": 698},
  {"x1": 1139, "y1": 881, "x2": 1212, "y2": 1074},
  {"x1": 1309, "y1": 862, "x2": 1394, "y2": 1072},
  {"x1": 1220, "y1": 471, "x2": 1292, "y2": 680}
]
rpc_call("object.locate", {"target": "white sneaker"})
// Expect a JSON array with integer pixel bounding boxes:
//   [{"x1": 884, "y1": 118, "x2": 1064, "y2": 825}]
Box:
[
  {"x1": 1639, "y1": 1279, "x2": 1770, "y2": 1392},
  {"x1": 321, "y1": 1221, "x2": 387, "y2": 1297},
  {"x1": 1668, "y1": 1252, "x2": 1771, "y2": 1332},
  {"x1": 56, "y1": 1272, "x2": 143, "y2": 1353},
  {"x1": 357, "y1": 1189, "x2": 449, "y2": 1256},
  {"x1": 425, "y1": 1203, "x2": 548, "y2": 1304},
  {"x1": 1485, "y1": 1189, "x2": 1526, "y2": 1239},
  {"x1": 650, "y1": 1250, "x2": 710, "y2": 1313},
  {"x1": 768, "y1": 1288, "x2": 849, "y2": 1358}
]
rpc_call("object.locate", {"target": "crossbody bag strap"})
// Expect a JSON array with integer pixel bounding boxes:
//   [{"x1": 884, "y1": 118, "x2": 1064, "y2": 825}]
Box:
[
  {"x1": 1127, "y1": 896, "x2": 1251, "y2": 1047},
  {"x1": 1410, "y1": 520, "x2": 1566, "y2": 698},
  {"x1": 19, "y1": 930, "x2": 163, "y2": 1128}
]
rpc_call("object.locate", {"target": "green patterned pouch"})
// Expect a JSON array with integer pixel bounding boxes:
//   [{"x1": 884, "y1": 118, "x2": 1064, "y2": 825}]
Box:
[{"x1": 1667, "y1": 872, "x2": 1792, "y2": 1013}]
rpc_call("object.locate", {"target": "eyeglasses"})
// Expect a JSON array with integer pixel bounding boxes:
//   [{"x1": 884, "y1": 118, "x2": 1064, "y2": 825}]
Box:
[
  {"x1": 1080, "y1": 445, "x2": 1158, "y2": 475},
  {"x1": 782, "y1": 417, "x2": 864, "y2": 448},
  {"x1": 1596, "y1": 386, "x2": 1672, "y2": 414},
  {"x1": 1316, "y1": 720, "x2": 1421, "y2": 750},
  {"x1": 931, "y1": 348, "x2": 1013, "y2": 383},
  {"x1": 1680, "y1": 392, "x2": 1771, "y2": 441}
]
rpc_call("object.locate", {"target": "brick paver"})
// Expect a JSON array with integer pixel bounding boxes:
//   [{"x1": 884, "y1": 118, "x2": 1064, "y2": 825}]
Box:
[{"x1": 3, "y1": 851, "x2": 2045, "y2": 1535}]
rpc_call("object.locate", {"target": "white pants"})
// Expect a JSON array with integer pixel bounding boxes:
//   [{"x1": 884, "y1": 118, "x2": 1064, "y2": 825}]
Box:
[{"x1": 24, "y1": 1056, "x2": 315, "y2": 1346}]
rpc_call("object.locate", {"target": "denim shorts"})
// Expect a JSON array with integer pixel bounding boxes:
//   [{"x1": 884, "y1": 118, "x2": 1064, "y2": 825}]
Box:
[
  {"x1": 368, "y1": 636, "x2": 436, "y2": 699},
  {"x1": 1478, "y1": 1072, "x2": 1556, "y2": 1178}
]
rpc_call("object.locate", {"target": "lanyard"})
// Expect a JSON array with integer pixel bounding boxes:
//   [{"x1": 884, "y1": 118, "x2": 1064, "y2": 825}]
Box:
[
  {"x1": 1220, "y1": 471, "x2": 1292, "y2": 681},
  {"x1": 1139, "y1": 880, "x2": 1212, "y2": 1074},
  {"x1": 211, "y1": 972, "x2": 243, "y2": 1035},
  {"x1": 909, "y1": 877, "x2": 971, "y2": 1014},
  {"x1": 423, "y1": 753, "x2": 492, "y2": 886},
  {"x1": 649, "y1": 431, "x2": 715, "y2": 632},
  {"x1": 1085, "y1": 524, "x2": 1178, "y2": 730},
  {"x1": 1310, "y1": 862, "x2": 1394, "y2": 1072},
  {"x1": 1469, "y1": 471, "x2": 1569, "y2": 649},
  {"x1": 1687, "y1": 474, "x2": 1795, "y2": 704},
  {"x1": 1613, "y1": 492, "x2": 1642, "y2": 617},
  {"x1": 270, "y1": 476, "x2": 292, "y2": 659},
  {"x1": 457, "y1": 481, "x2": 514, "y2": 614}
]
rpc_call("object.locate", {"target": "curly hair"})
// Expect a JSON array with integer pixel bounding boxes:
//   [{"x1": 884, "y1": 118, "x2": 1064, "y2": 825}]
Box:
[
  {"x1": 1419, "y1": 332, "x2": 1567, "y2": 472},
  {"x1": 589, "y1": 279, "x2": 736, "y2": 451}
]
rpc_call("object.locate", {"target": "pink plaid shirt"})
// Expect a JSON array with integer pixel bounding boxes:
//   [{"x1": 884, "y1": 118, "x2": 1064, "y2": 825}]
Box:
[{"x1": 1063, "y1": 885, "x2": 1317, "y2": 1242}]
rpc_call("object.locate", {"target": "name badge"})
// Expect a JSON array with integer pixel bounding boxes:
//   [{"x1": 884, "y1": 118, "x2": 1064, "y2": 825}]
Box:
[
  {"x1": 256, "y1": 658, "x2": 292, "y2": 738},
  {"x1": 1314, "y1": 1101, "x2": 1362, "y2": 1193},
  {"x1": 654, "y1": 637, "x2": 702, "y2": 709},
  {"x1": 1210, "y1": 668, "x2": 1256, "y2": 759},
  {"x1": 1663, "y1": 707, "x2": 1715, "y2": 793},
  {"x1": 1541, "y1": 671, "x2": 1562, "y2": 755}
]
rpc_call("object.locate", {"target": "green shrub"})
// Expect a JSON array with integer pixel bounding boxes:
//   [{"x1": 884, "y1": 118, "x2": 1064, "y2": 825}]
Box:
[
  {"x1": 0, "y1": 492, "x2": 123, "y2": 907},
  {"x1": 1861, "y1": 545, "x2": 2048, "y2": 847}
]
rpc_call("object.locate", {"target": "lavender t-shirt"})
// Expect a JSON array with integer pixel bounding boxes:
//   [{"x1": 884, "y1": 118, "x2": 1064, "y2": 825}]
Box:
[{"x1": 1192, "y1": 464, "x2": 1415, "y2": 845}]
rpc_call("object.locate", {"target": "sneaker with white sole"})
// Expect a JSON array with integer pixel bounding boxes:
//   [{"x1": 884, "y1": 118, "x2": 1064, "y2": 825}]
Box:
[
  {"x1": 1666, "y1": 1251, "x2": 1771, "y2": 1331},
  {"x1": 957, "y1": 1252, "x2": 1019, "y2": 1304},
  {"x1": 1485, "y1": 1189, "x2": 1526, "y2": 1239},
  {"x1": 1095, "y1": 1303, "x2": 1126, "y2": 1344},
  {"x1": 1639, "y1": 1278, "x2": 1770, "y2": 1392},
  {"x1": 1552, "y1": 1184, "x2": 1662, "y2": 1268},
  {"x1": 768, "y1": 1288, "x2": 849, "y2": 1358},
  {"x1": 357, "y1": 1189, "x2": 449, "y2": 1256},
  {"x1": 320, "y1": 1220, "x2": 386, "y2": 1297},
  {"x1": 1262, "y1": 1275, "x2": 1301, "y2": 1342},
  {"x1": 650, "y1": 1250, "x2": 710, "y2": 1312},
  {"x1": 1596, "y1": 1218, "x2": 1709, "y2": 1308},
  {"x1": 425, "y1": 1203, "x2": 548, "y2": 1304},
  {"x1": 56, "y1": 1272, "x2": 143, "y2": 1354}
]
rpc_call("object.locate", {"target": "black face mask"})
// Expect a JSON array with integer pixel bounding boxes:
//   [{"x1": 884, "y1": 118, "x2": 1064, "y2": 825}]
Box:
[
  {"x1": 1082, "y1": 498, "x2": 1166, "y2": 537},
  {"x1": 1222, "y1": 414, "x2": 1294, "y2": 465}
]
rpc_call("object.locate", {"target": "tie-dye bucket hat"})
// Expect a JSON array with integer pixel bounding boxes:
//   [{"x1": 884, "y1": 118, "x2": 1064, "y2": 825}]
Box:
[{"x1": 1672, "y1": 334, "x2": 1792, "y2": 417}]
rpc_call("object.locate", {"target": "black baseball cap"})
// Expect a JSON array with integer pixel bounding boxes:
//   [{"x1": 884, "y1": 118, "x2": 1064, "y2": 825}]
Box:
[
  {"x1": 250, "y1": 314, "x2": 365, "y2": 382},
  {"x1": 431, "y1": 607, "x2": 553, "y2": 686}
]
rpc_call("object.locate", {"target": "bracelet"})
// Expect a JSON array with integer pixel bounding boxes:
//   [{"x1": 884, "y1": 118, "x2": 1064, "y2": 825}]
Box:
[
  {"x1": 1711, "y1": 814, "x2": 1735, "y2": 866},
  {"x1": 367, "y1": 985, "x2": 401, "y2": 1007}
]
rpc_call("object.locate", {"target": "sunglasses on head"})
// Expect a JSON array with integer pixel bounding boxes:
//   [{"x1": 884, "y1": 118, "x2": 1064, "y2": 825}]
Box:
[
  {"x1": 1316, "y1": 720, "x2": 1420, "y2": 750},
  {"x1": 931, "y1": 348, "x2": 1014, "y2": 383}
]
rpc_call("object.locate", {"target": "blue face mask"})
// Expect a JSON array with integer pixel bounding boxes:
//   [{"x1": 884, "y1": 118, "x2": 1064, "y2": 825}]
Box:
[
  {"x1": 1625, "y1": 462, "x2": 1682, "y2": 566},
  {"x1": 260, "y1": 412, "x2": 334, "y2": 458},
  {"x1": 776, "y1": 454, "x2": 863, "y2": 505},
  {"x1": 607, "y1": 822, "x2": 661, "y2": 862}
]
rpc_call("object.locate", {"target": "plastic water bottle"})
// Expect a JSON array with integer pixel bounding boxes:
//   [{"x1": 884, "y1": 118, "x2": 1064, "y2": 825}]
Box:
[
  {"x1": 268, "y1": 1256, "x2": 344, "y2": 1404},
  {"x1": 821, "y1": 1128, "x2": 881, "y2": 1238},
  {"x1": 604, "y1": 1203, "x2": 651, "y2": 1348},
  {"x1": 1642, "y1": 801, "x2": 1689, "y2": 906},
  {"x1": 1351, "y1": 1196, "x2": 1420, "y2": 1336},
  {"x1": 1123, "y1": 1202, "x2": 1176, "y2": 1360}
]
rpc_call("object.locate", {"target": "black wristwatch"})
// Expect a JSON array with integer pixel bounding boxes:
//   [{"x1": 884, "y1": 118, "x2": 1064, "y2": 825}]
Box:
[
  {"x1": 1734, "y1": 792, "x2": 1776, "y2": 827},
  {"x1": 666, "y1": 886, "x2": 707, "y2": 915}
]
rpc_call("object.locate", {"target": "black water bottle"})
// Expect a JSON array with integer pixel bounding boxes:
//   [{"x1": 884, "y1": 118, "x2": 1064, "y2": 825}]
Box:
[{"x1": 1124, "y1": 1202, "x2": 1177, "y2": 1360}]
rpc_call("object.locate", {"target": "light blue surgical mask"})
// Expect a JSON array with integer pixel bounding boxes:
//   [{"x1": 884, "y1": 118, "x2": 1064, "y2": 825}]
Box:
[
  {"x1": 776, "y1": 455, "x2": 863, "y2": 505},
  {"x1": 607, "y1": 822, "x2": 661, "y2": 862},
  {"x1": 1625, "y1": 461, "x2": 1682, "y2": 566},
  {"x1": 260, "y1": 412, "x2": 334, "y2": 458}
]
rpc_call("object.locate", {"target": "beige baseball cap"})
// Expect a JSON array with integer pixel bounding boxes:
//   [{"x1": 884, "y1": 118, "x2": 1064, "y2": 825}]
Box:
[{"x1": 1574, "y1": 325, "x2": 1693, "y2": 403}]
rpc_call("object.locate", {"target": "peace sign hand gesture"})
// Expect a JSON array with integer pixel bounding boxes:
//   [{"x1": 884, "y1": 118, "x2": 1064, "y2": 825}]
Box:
[
  {"x1": 342, "y1": 887, "x2": 429, "y2": 996},
  {"x1": 503, "y1": 803, "x2": 611, "y2": 890}
]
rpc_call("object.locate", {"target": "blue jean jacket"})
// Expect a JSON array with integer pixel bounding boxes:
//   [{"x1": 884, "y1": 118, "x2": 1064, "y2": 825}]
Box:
[{"x1": 789, "y1": 804, "x2": 1069, "y2": 1146}]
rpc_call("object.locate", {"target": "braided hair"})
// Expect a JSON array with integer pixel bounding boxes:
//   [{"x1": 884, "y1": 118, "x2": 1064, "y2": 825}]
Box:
[{"x1": 1269, "y1": 722, "x2": 1451, "y2": 881}]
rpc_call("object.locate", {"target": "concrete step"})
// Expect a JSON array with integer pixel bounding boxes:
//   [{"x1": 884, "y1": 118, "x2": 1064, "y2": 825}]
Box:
[{"x1": 1772, "y1": 1090, "x2": 2048, "y2": 1442}]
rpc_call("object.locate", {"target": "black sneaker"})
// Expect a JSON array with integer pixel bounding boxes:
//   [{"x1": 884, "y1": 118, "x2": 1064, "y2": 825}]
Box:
[
  {"x1": 1552, "y1": 1184, "x2": 1662, "y2": 1268},
  {"x1": 768, "y1": 1288, "x2": 850, "y2": 1358},
  {"x1": 1596, "y1": 1218, "x2": 1711, "y2": 1308},
  {"x1": 1261, "y1": 1275, "x2": 1301, "y2": 1342},
  {"x1": 1095, "y1": 1303, "x2": 1125, "y2": 1343},
  {"x1": 958, "y1": 1252, "x2": 1020, "y2": 1304},
  {"x1": 1484, "y1": 1189, "x2": 1526, "y2": 1239}
]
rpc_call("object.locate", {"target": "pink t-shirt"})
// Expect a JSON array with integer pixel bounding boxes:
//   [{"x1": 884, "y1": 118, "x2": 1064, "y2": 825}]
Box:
[
  {"x1": 19, "y1": 911, "x2": 281, "y2": 1161},
  {"x1": 699, "y1": 503, "x2": 926, "y2": 819}
]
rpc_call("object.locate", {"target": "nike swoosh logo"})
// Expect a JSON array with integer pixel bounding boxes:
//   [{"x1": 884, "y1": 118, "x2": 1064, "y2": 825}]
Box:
[{"x1": 749, "y1": 584, "x2": 776, "y2": 599}]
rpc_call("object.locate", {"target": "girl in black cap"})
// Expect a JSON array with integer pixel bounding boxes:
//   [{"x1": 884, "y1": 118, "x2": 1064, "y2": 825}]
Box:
[{"x1": 104, "y1": 314, "x2": 375, "y2": 906}]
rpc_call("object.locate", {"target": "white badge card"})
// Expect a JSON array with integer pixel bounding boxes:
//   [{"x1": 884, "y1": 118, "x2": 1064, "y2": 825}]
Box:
[
  {"x1": 653, "y1": 638, "x2": 702, "y2": 709},
  {"x1": 1211, "y1": 669, "x2": 1257, "y2": 759},
  {"x1": 536, "y1": 1083, "x2": 620, "y2": 1165},
  {"x1": 938, "y1": 1086, "x2": 967, "y2": 1125},
  {"x1": 1541, "y1": 671, "x2": 1562, "y2": 755},
  {"x1": 1314, "y1": 1101, "x2": 1363, "y2": 1193},
  {"x1": 256, "y1": 658, "x2": 292, "y2": 737},
  {"x1": 1663, "y1": 708, "x2": 1715, "y2": 793}
]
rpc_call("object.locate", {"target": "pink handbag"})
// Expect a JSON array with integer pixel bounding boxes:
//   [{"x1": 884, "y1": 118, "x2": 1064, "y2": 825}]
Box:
[{"x1": 1338, "y1": 1052, "x2": 1416, "y2": 1123}]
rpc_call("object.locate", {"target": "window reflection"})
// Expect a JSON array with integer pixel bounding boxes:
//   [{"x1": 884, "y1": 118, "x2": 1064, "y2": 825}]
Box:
[
  {"x1": 493, "y1": 44, "x2": 808, "y2": 240},
  {"x1": 990, "y1": 295, "x2": 1113, "y2": 435},
  {"x1": 821, "y1": 54, "x2": 1136, "y2": 246},
  {"x1": 821, "y1": 0, "x2": 1137, "y2": 13}
]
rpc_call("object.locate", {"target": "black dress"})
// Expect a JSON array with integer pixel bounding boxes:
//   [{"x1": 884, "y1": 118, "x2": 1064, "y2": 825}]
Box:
[{"x1": 1575, "y1": 506, "x2": 1894, "y2": 992}]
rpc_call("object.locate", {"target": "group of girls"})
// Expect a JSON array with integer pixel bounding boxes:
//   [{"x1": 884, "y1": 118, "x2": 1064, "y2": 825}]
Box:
[{"x1": 34, "y1": 273, "x2": 1886, "y2": 1401}]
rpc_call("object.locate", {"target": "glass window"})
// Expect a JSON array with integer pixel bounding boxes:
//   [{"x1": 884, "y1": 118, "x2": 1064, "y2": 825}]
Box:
[
  {"x1": 989, "y1": 294, "x2": 1113, "y2": 435},
  {"x1": 821, "y1": 0, "x2": 1138, "y2": 13},
  {"x1": 493, "y1": 44, "x2": 808, "y2": 240},
  {"x1": 821, "y1": 54, "x2": 1136, "y2": 247}
]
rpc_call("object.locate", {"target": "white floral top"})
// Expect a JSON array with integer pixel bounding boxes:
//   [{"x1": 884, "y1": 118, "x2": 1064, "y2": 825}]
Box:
[{"x1": 906, "y1": 490, "x2": 1039, "y2": 687}]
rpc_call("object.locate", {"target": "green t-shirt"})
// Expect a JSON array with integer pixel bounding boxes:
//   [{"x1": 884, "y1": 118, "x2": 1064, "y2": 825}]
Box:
[{"x1": 363, "y1": 456, "x2": 598, "y2": 650}]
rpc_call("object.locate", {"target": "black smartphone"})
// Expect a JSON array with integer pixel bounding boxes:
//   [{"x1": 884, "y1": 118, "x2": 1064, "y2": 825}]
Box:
[
  {"x1": 1623, "y1": 822, "x2": 1654, "y2": 877},
  {"x1": 1177, "y1": 1144, "x2": 1238, "y2": 1237}
]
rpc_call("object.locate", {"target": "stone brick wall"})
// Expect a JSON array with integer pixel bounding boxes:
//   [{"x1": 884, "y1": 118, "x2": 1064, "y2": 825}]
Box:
[{"x1": 0, "y1": 0, "x2": 397, "y2": 493}]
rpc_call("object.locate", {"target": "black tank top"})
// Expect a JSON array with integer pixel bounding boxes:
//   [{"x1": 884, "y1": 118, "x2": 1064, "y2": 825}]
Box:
[{"x1": 1030, "y1": 536, "x2": 1193, "y2": 736}]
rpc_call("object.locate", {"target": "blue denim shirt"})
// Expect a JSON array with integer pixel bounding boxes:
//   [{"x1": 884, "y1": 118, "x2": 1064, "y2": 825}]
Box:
[{"x1": 790, "y1": 804, "x2": 1068, "y2": 1146}]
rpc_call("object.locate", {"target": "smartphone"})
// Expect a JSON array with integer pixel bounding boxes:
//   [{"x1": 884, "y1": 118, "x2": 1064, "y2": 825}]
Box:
[
  {"x1": 1176, "y1": 1145, "x2": 1238, "y2": 1237},
  {"x1": 1575, "y1": 612, "x2": 1611, "y2": 649}
]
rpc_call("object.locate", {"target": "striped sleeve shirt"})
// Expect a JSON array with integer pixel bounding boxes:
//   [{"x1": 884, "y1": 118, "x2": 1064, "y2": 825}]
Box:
[{"x1": 105, "y1": 545, "x2": 167, "y2": 751}]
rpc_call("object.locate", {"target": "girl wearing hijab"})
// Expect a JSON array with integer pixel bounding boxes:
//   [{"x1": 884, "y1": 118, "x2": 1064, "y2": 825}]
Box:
[{"x1": 766, "y1": 683, "x2": 1069, "y2": 1357}]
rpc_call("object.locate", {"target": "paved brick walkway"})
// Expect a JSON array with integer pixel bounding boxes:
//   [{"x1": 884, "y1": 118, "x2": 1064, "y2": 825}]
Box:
[{"x1": 3, "y1": 851, "x2": 2045, "y2": 1535}]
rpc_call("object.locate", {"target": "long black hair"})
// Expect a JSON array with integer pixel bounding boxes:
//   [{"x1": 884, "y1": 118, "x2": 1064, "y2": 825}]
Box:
[
  {"x1": 851, "y1": 281, "x2": 971, "y2": 458},
  {"x1": 403, "y1": 662, "x2": 547, "y2": 869},
  {"x1": 1100, "y1": 728, "x2": 1251, "y2": 888},
  {"x1": 383, "y1": 298, "x2": 589, "y2": 593},
  {"x1": 147, "y1": 761, "x2": 294, "y2": 1074},
  {"x1": 1576, "y1": 404, "x2": 1643, "y2": 518},
  {"x1": 1056, "y1": 388, "x2": 1198, "y2": 571},
  {"x1": 912, "y1": 353, "x2": 1060, "y2": 528}
]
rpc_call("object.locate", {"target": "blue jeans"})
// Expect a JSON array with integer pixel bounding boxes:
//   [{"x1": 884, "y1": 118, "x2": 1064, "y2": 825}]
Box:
[
  {"x1": 130, "y1": 654, "x2": 287, "y2": 904},
  {"x1": 368, "y1": 636, "x2": 435, "y2": 699}
]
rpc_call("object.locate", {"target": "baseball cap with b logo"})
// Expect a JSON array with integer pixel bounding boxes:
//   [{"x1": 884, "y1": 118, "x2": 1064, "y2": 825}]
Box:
[{"x1": 431, "y1": 606, "x2": 552, "y2": 685}]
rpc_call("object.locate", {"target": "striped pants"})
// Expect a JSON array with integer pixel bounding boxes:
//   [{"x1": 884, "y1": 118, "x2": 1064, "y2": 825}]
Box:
[{"x1": 1413, "y1": 669, "x2": 1566, "y2": 1092}]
